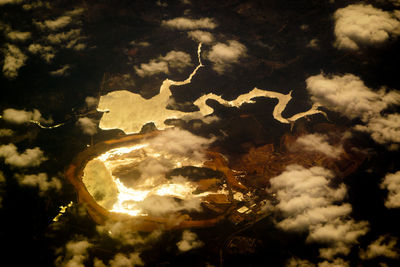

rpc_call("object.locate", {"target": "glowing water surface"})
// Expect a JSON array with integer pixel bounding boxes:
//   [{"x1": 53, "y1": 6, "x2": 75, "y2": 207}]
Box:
[{"x1": 82, "y1": 142, "x2": 228, "y2": 217}]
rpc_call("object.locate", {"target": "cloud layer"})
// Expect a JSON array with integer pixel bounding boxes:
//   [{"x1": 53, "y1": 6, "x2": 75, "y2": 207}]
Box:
[{"x1": 269, "y1": 165, "x2": 369, "y2": 259}]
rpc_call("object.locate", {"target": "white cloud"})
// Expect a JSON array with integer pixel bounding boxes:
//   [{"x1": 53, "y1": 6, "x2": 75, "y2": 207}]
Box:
[
  {"x1": 306, "y1": 73, "x2": 400, "y2": 122},
  {"x1": 35, "y1": 8, "x2": 84, "y2": 31},
  {"x1": 306, "y1": 73, "x2": 400, "y2": 148},
  {"x1": 28, "y1": 43, "x2": 55, "y2": 63},
  {"x1": 137, "y1": 187, "x2": 202, "y2": 215},
  {"x1": 77, "y1": 117, "x2": 98, "y2": 136},
  {"x1": 360, "y1": 235, "x2": 399, "y2": 260},
  {"x1": 135, "y1": 50, "x2": 192, "y2": 77},
  {"x1": 293, "y1": 133, "x2": 343, "y2": 158},
  {"x1": 187, "y1": 30, "x2": 214, "y2": 44},
  {"x1": 109, "y1": 253, "x2": 144, "y2": 267},
  {"x1": 162, "y1": 17, "x2": 217, "y2": 30},
  {"x1": 15, "y1": 173, "x2": 61, "y2": 195},
  {"x1": 0, "y1": 143, "x2": 47, "y2": 168},
  {"x1": 36, "y1": 16, "x2": 72, "y2": 30},
  {"x1": 309, "y1": 219, "x2": 369, "y2": 259},
  {"x1": 0, "y1": 129, "x2": 13, "y2": 137},
  {"x1": 333, "y1": 4, "x2": 400, "y2": 50},
  {"x1": 47, "y1": 29, "x2": 82, "y2": 44},
  {"x1": 55, "y1": 239, "x2": 92, "y2": 267},
  {"x1": 381, "y1": 170, "x2": 400, "y2": 208},
  {"x1": 148, "y1": 128, "x2": 214, "y2": 160},
  {"x1": 176, "y1": 230, "x2": 204, "y2": 252},
  {"x1": 6, "y1": 31, "x2": 31, "y2": 41},
  {"x1": 50, "y1": 64, "x2": 71, "y2": 76},
  {"x1": 207, "y1": 40, "x2": 247, "y2": 74},
  {"x1": 354, "y1": 114, "x2": 400, "y2": 149},
  {"x1": 2, "y1": 43, "x2": 27, "y2": 79},
  {"x1": 2, "y1": 108, "x2": 51, "y2": 124},
  {"x1": 269, "y1": 165, "x2": 369, "y2": 259},
  {"x1": 85, "y1": 96, "x2": 98, "y2": 108}
]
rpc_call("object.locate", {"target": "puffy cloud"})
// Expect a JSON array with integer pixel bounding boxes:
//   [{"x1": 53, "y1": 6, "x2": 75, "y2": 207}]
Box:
[
  {"x1": 77, "y1": 117, "x2": 98, "y2": 136},
  {"x1": 176, "y1": 230, "x2": 204, "y2": 252},
  {"x1": 0, "y1": 143, "x2": 47, "y2": 168},
  {"x1": 207, "y1": 40, "x2": 247, "y2": 74},
  {"x1": 354, "y1": 114, "x2": 400, "y2": 149},
  {"x1": 2, "y1": 108, "x2": 51, "y2": 124},
  {"x1": 55, "y1": 239, "x2": 92, "y2": 267},
  {"x1": 109, "y1": 253, "x2": 144, "y2": 267},
  {"x1": 35, "y1": 16, "x2": 72, "y2": 31},
  {"x1": 15, "y1": 173, "x2": 61, "y2": 195},
  {"x1": 85, "y1": 96, "x2": 98, "y2": 108},
  {"x1": 306, "y1": 73, "x2": 400, "y2": 122},
  {"x1": 50, "y1": 64, "x2": 71, "y2": 76},
  {"x1": 360, "y1": 235, "x2": 399, "y2": 260},
  {"x1": 333, "y1": 4, "x2": 400, "y2": 50},
  {"x1": 380, "y1": 170, "x2": 400, "y2": 208},
  {"x1": 35, "y1": 8, "x2": 84, "y2": 31},
  {"x1": 2, "y1": 43, "x2": 27, "y2": 79},
  {"x1": 135, "y1": 50, "x2": 192, "y2": 77},
  {"x1": 45, "y1": 28, "x2": 86, "y2": 52},
  {"x1": 187, "y1": 30, "x2": 214, "y2": 44},
  {"x1": 28, "y1": 43, "x2": 55, "y2": 63},
  {"x1": 309, "y1": 219, "x2": 369, "y2": 259},
  {"x1": 147, "y1": 128, "x2": 214, "y2": 160},
  {"x1": 162, "y1": 17, "x2": 217, "y2": 30},
  {"x1": 6, "y1": 31, "x2": 31, "y2": 41},
  {"x1": 0, "y1": 129, "x2": 13, "y2": 137},
  {"x1": 269, "y1": 165, "x2": 369, "y2": 259},
  {"x1": 306, "y1": 73, "x2": 400, "y2": 148},
  {"x1": 293, "y1": 133, "x2": 343, "y2": 158}
]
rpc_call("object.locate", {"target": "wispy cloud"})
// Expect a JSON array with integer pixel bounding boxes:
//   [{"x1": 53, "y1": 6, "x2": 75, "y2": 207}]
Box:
[
  {"x1": 135, "y1": 50, "x2": 192, "y2": 77},
  {"x1": 162, "y1": 17, "x2": 217, "y2": 30}
]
